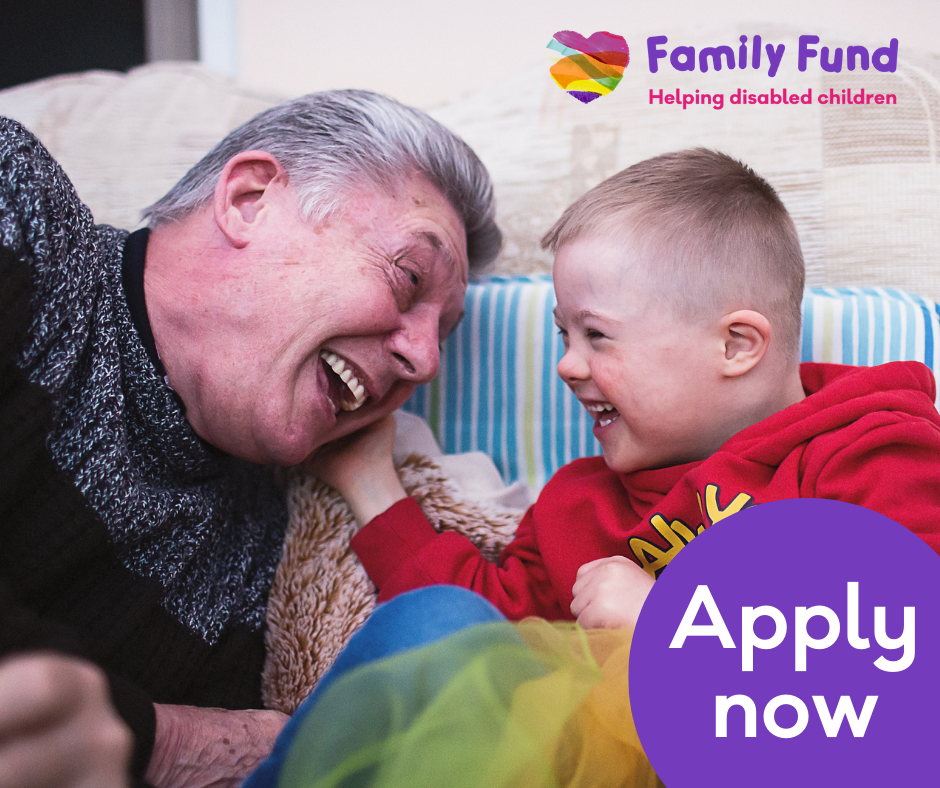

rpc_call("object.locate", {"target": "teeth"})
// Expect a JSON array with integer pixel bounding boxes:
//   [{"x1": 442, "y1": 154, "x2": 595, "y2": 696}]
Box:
[
  {"x1": 584, "y1": 401, "x2": 619, "y2": 428},
  {"x1": 320, "y1": 351, "x2": 368, "y2": 411}
]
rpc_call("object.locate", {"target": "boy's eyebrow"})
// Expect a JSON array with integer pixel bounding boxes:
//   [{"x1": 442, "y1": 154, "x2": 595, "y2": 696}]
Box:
[{"x1": 553, "y1": 306, "x2": 620, "y2": 323}]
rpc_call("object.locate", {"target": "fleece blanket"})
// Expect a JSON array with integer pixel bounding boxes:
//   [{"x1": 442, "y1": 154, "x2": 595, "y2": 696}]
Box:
[{"x1": 261, "y1": 412, "x2": 532, "y2": 713}]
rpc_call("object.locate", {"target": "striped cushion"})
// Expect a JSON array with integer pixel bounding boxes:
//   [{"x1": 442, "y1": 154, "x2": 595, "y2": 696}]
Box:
[{"x1": 403, "y1": 277, "x2": 940, "y2": 489}]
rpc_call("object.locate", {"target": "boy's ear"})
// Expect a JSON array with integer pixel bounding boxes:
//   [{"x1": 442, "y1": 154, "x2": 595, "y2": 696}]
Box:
[
  {"x1": 213, "y1": 151, "x2": 286, "y2": 249},
  {"x1": 719, "y1": 310, "x2": 771, "y2": 377}
]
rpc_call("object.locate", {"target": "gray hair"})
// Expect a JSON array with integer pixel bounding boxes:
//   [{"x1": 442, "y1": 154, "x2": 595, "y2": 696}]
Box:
[{"x1": 142, "y1": 89, "x2": 501, "y2": 272}]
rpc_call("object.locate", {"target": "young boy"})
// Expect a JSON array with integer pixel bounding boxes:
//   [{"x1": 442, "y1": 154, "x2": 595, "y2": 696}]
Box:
[{"x1": 316, "y1": 148, "x2": 940, "y2": 629}]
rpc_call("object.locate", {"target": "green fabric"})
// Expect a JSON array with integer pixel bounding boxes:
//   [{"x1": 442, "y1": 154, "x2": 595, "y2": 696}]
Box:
[{"x1": 278, "y1": 621, "x2": 602, "y2": 788}]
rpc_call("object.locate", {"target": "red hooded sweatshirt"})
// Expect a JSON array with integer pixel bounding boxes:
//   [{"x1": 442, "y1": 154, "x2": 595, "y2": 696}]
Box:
[{"x1": 352, "y1": 362, "x2": 940, "y2": 621}]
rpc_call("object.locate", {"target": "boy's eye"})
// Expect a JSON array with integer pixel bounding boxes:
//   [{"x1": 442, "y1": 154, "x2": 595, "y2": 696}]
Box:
[{"x1": 586, "y1": 328, "x2": 605, "y2": 340}]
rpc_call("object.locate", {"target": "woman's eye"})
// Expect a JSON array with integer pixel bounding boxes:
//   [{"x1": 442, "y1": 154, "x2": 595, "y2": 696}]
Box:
[{"x1": 396, "y1": 263, "x2": 419, "y2": 288}]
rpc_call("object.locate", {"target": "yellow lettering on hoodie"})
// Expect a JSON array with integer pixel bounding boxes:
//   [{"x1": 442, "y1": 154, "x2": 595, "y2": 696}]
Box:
[{"x1": 630, "y1": 483, "x2": 754, "y2": 576}]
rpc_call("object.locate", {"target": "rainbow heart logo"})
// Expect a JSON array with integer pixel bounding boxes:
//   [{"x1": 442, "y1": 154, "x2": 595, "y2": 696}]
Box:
[{"x1": 547, "y1": 30, "x2": 630, "y2": 104}]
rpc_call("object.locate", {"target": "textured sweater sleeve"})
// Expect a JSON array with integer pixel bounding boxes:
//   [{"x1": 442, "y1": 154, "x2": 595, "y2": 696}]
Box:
[
  {"x1": 0, "y1": 117, "x2": 99, "y2": 391},
  {"x1": 0, "y1": 583, "x2": 156, "y2": 782},
  {"x1": 1, "y1": 237, "x2": 156, "y2": 783},
  {"x1": 351, "y1": 497, "x2": 567, "y2": 620}
]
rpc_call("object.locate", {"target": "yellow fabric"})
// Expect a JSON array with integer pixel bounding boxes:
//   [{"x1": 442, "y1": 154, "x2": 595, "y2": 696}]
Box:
[
  {"x1": 278, "y1": 619, "x2": 660, "y2": 788},
  {"x1": 524, "y1": 622, "x2": 661, "y2": 788}
]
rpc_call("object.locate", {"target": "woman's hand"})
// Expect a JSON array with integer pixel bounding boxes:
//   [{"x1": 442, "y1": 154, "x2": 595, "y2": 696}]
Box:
[
  {"x1": 144, "y1": 704, "x2": 288, "y2": 788},
  {"x1": 0, "y1": 653, "x2": 133, "y2": 788}
]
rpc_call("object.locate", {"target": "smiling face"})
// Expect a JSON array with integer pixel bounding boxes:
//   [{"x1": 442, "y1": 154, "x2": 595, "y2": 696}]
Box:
[
  {"x1": 553, "y1": 233, "x2": 730, "y2": 474},
  {"x1": 165, "y1": 173, "x2": 468, "y2": 466}
]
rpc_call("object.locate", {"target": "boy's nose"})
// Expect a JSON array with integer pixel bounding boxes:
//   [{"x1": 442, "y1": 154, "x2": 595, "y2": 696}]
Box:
[{"x1": 557, "y1": 350, "x2": 590, "y2": 384}]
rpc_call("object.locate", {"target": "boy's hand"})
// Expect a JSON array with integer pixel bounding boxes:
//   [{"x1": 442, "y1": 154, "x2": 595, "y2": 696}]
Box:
[
  {"x1": 570, "y1": 556, "x2": 655, "y2": 629},
  {"x1": 304, "y1": 415, "x2": 408, "y2": 528},
  {"x1": 307, "y1": 414, "x2": 397, "y2": 492}
]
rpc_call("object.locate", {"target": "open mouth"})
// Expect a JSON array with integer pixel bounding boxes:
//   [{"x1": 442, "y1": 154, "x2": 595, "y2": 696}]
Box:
[
  {"x1": 586, "y1": 401, "x2": 620, "y2": 428},
  {"x1": 320, "y1": 350, "x2": 369, "y2": 413}
]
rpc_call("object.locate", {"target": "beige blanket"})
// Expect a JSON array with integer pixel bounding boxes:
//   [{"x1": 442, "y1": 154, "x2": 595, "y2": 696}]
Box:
[{"x1": 262, "y1": 448, "x2": 527, "y2": 714}]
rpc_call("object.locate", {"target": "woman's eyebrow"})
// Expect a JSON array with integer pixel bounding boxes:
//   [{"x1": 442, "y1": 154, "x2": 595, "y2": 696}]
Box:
[
  {"x1": 399, "y1": 231, "x2": 469, "y2": 290},
  {"x1": 406, "y1": 231, "x2": 450, "y2": 261}
]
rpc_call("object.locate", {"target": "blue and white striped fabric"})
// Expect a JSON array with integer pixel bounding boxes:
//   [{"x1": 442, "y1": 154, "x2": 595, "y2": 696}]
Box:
[
  {"x1": 802, "y1": 287, "x2": 939, "y2": 375},
  {"x1": 402, "y1": 277, "x2": 940, "y2": 489}
]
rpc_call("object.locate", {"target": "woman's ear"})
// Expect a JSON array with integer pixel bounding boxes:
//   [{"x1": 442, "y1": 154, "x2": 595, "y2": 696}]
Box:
[
  {"x1": 213, "y1": 151, "x2": 285, "y2": 249},
  {"x1": 720, "y1": 310, "x2": 771, "y2": 377}
]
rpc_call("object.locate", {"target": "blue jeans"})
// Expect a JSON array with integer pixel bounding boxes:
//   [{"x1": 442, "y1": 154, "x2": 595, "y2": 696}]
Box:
[{"x1": 243, "y1": 586, "x2": 508, "y2": 788}]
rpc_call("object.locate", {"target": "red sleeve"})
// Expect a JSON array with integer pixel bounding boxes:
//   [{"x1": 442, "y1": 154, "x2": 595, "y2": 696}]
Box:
[
  {"x1": 351, "y1": 497, "x2": 568, "y2": 620},
  {"x1": 809, "y1": 414, "x2": 940, "y2": 555}
]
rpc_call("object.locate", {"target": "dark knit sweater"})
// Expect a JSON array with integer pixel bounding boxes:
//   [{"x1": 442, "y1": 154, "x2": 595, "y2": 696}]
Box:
[{"x1": 0, "y1": 118, "x2": 288, "y2": 781}]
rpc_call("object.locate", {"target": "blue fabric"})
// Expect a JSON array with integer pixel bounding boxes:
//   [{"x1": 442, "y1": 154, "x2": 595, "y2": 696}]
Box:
[
  {"x1": 402, "y1": 277, "x2": 940, "y2": 489},
  {"x1": 243, "y1": 586, "x2": 507, "y2": 788}
]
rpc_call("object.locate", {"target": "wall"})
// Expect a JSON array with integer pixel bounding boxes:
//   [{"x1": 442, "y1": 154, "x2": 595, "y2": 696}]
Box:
[{"x1": 227, "y1": 0, "x2": 939, "y2": 108}]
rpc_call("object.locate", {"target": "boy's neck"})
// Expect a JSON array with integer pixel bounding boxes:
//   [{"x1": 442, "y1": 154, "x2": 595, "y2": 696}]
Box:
[{"x1": 718, "y1": 363, "x2": 807, "y2": 449}]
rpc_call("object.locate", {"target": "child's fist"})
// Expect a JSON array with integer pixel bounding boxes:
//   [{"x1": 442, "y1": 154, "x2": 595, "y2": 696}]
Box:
[
  {"x1": 304, "y1": 415, "x2": 408, "y2": 527},
  {"x1": 570, "y1": 556, "x2": 654, "y2": 629},
  {"x1": 305, "y1": 414, "x2": 398, "y2": 494}
]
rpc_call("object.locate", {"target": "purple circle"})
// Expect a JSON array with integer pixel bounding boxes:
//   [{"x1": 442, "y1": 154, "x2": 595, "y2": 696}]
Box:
[{"x1": 629, "y1": 499, "x2": 940, "y2": 787}]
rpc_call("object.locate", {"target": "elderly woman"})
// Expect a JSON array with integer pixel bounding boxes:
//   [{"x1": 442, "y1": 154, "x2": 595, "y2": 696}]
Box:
[{"x1": 0, "y1": 90, "x2": 499, "y2": 787}]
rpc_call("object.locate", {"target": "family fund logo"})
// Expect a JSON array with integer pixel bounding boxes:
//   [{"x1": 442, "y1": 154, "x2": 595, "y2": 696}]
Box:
[
  {"x1": 647, "y1": 35, "x2": 899, "y2": 77},
  {"x1": 646, "y1": 34, "x2": 899, "y2": 110},
  {"x1": 546, "y1": 31, "x2": 629, "y2": 103},
  {"x1": 548, "y1": 32, "x2": 901, "y2": 110},
  {"x1": 629, "y1": 499, "x2": 940, "y2": 788}
]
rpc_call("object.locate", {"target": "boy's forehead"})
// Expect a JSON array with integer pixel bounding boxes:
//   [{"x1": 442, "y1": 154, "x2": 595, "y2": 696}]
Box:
[
  {"x1": 553, "y1": 233, "x2": 657, "y2": 320},
  {"x1": 554, "y1": 232, "x2": 652, "y2": 288}
]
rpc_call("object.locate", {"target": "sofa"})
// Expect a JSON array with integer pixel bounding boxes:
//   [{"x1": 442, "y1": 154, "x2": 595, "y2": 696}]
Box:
[
  {"x1": 405, "y1": 277, "x2": 940, "y2": 490},
  {"x1": 1, "y1": 27, "x2": 938, "y2": 494}
]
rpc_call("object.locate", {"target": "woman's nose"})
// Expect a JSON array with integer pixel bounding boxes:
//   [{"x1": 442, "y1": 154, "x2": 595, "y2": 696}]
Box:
[{"x1": 388, "y1": 310, "x2": 442, "y2": 383}]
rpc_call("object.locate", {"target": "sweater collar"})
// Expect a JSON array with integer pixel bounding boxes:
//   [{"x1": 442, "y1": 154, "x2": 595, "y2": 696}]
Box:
[
  {"x1": 121, "y1": 227, "x2": 185, "y2": 411},
  {"x1": 121, "y1": 227, "x2": 169, "y2": 383}
]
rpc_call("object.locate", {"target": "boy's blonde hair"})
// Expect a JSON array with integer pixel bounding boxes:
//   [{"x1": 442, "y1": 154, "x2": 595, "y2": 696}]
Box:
[{"x1": 541, "y1": 149, "x2": 805, "y2": 363}]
